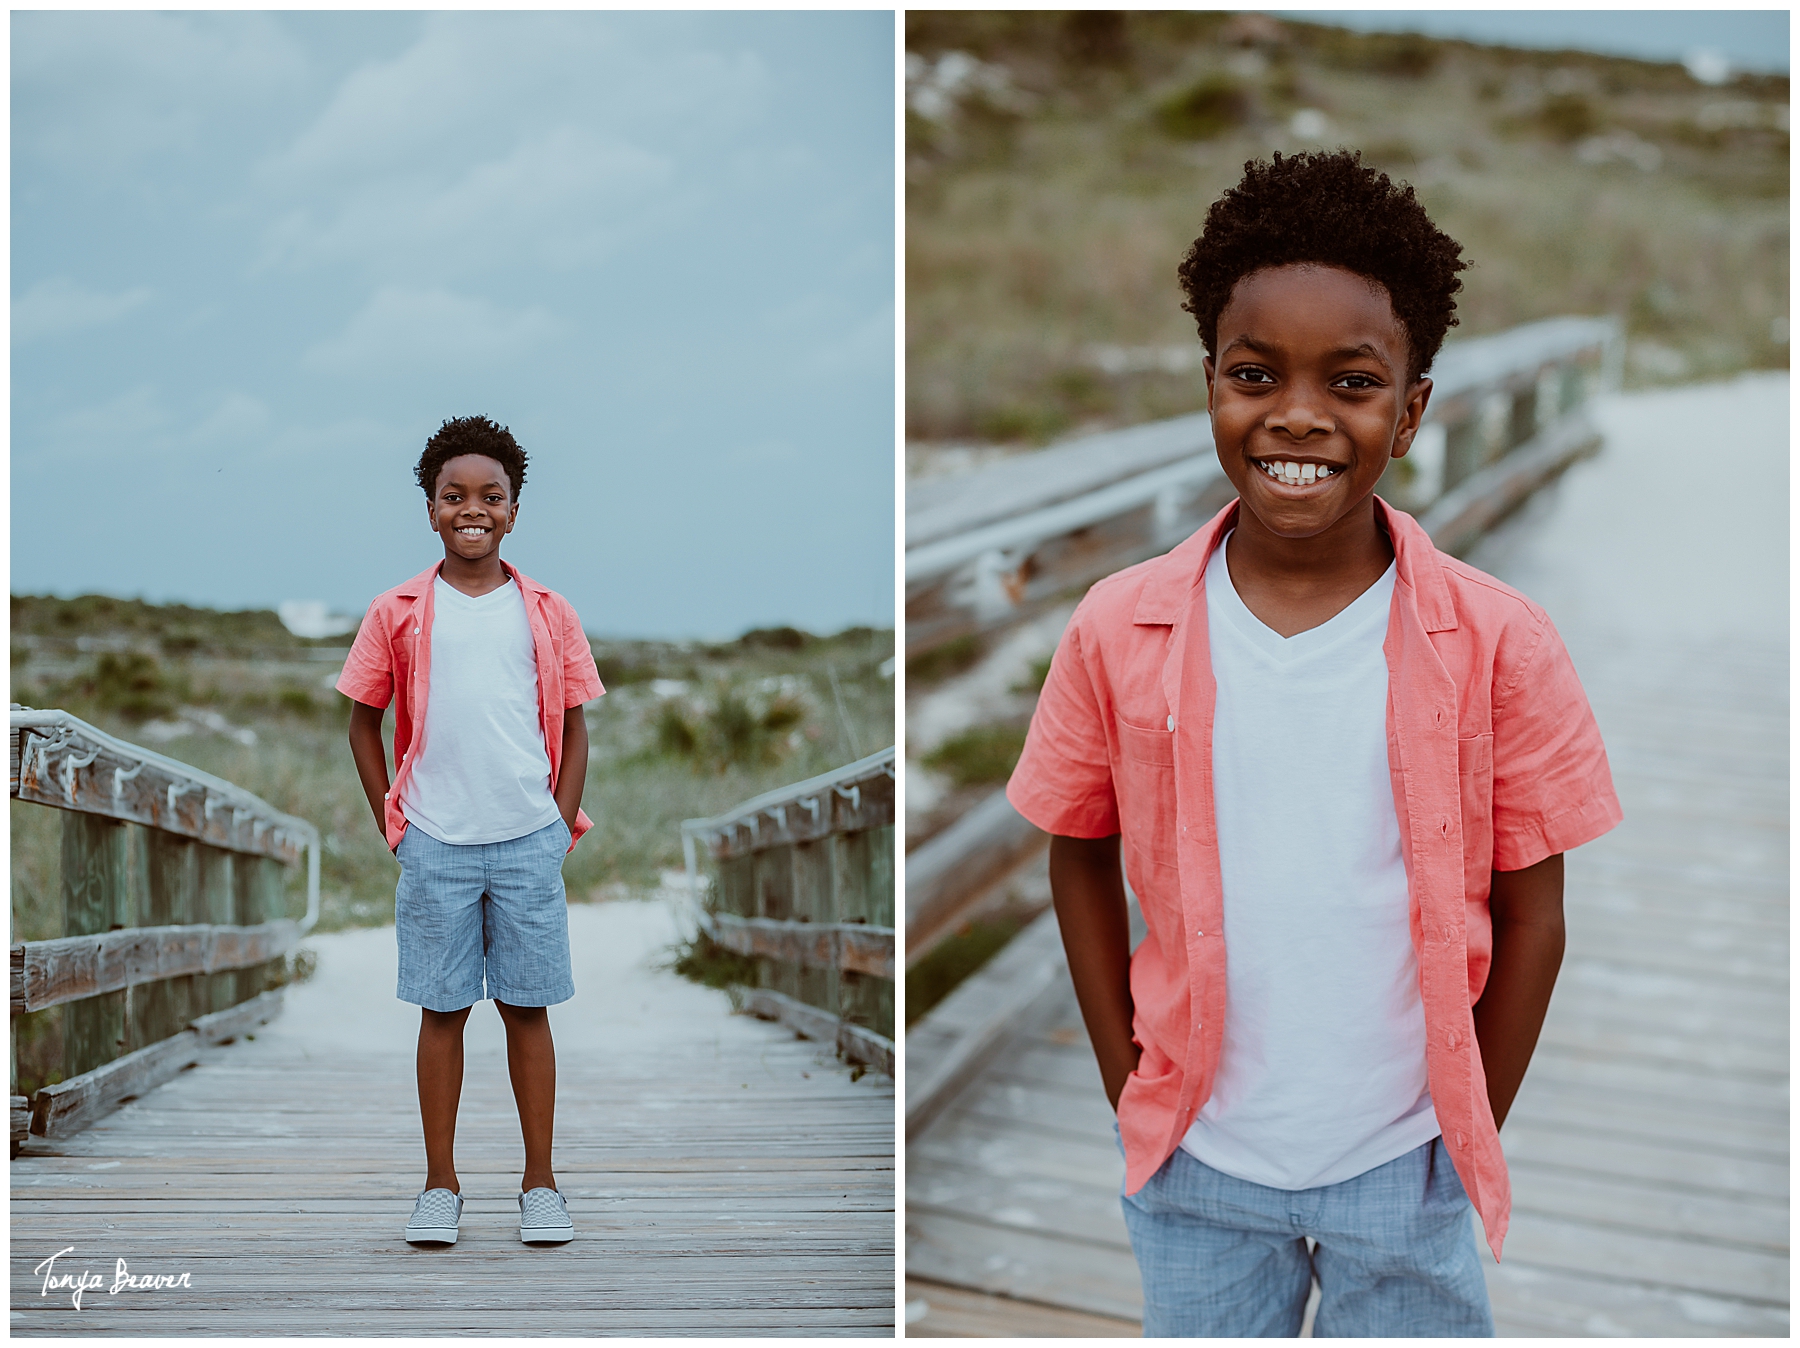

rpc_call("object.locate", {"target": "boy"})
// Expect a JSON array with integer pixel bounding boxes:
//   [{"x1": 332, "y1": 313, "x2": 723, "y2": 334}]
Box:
[
  {"x1": 339, "y1": 415, "x2": 605, "y2": 1247},
  {"x1": 1006, "y1": 151, "x2": 1620, "y2": 1336}
]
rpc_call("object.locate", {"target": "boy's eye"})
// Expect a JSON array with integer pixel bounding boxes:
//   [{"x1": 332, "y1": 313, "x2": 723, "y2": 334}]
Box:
[
  {"x1": 1229, "y1": 366, "x2": 1275, "y2": 384},
  {"x1": 1336, "y1": 373, "x2": 1381, "y2": 390}
]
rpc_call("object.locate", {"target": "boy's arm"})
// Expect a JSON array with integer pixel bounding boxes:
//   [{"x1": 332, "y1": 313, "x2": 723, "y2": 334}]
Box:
[
  {"x1": 1471, "y1": 852, "x2": 1565, "y2": 1131},
  {"x1": 347, "y1": 701, "x2": 391, "y2": 841},
  {"x1": 554, "y1": 706, "x2": 588, "y2": 833},
  {"x1": 1049, "y1": 834, "x2": 1140, "y2": 1112}
]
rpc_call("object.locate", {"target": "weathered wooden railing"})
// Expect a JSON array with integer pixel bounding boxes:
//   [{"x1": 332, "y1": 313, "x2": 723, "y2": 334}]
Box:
[
  {"x1": 682, "y1": 747, "x2": 895, "y2": 1075},
  {"x1": 905, "y1": 315, "x2": 1625, "y2": 961},
  {"x1": 904, "y1": 315, "x2": 1623, "y2": 656},
  {"x1": 10, "y1": 706, "x2": 319, "y2": 1149}
]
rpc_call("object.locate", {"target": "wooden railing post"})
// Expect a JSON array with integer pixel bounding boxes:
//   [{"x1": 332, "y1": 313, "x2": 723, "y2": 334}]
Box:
[
  {"x1": 60, "y1": 813, "x2": 129, "y2": 1080},
  {"x1": 141, "y1": 831, "x2": 198, "y2": 1055}
]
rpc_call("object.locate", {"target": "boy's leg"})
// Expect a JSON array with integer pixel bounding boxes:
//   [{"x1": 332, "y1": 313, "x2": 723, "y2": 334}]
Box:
[
  {"x1": 479, "y1": 817, "x2": 575, "y2": 1193},
  {"x1": 394, "y1": 823, "x2": 488, "y2": 1197},
  {"x1": 495, "y1": 1000, "x2": 557, "y2": 1192},
  {"x1": 1120, "y1": 1142, "x2": 1315, "y2": 1336},
  {"x1": 1309, "y1": 1137, "x2": 1494, "y2": 1337},
  {"x1": 418, "y1": 1006, "x2": 473, "y2": 1193}
]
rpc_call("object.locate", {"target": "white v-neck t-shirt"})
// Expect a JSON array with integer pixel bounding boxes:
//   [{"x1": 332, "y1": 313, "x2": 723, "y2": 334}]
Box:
[
  {"x1": 397, "y1": 577, "x2": 562, "y2": 846},
  {"x1": 1178, "y1": 533, "x2": 1440, "y2": 1190}
]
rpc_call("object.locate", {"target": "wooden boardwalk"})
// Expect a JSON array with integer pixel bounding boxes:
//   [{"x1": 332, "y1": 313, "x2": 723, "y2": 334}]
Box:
[
  {"x1": 13, "y1": 899, "x2": 895, "y2": 1336},
  {"x1": 905, "y1": 373, "x2": 1788, "y2": 1337}
]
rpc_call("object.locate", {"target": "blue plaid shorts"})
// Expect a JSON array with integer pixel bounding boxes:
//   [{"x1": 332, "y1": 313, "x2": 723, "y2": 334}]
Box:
[{"x1": 394, "y1": 817, "x2": 575, "y2": 1012}]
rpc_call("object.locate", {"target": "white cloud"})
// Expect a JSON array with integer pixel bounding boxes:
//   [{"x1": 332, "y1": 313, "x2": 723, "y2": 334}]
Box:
[
  {"x1": 13, "y1": 12, "x2": 308, "y2": 169},
  {"x1": 260, "y1": 126, "x2": 676, "y2": 278},
  {"x1": 191, "y1": 393, "x2": 274, "y2": 447},
  {"x1": 302, "y1": 286, "x2": 566, "y2": 375},
  {"x1": 13, "y1": 278, "x2": 153, "y2": 343},
  {"x1": 252, "y1": 14, "x2": 765, "y2": 281}
]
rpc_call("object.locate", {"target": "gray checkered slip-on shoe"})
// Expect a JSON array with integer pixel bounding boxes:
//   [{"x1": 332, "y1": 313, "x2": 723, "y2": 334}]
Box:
[
  {"x1": 405, "y1": 1188, "x2": 464, "y2": 1244},
  {"x1": 519, "y1": 1187, "x2": 574, "y2": 1244}
]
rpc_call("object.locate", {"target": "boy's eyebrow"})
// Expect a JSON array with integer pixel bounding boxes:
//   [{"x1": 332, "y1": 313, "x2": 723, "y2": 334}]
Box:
[
  {"x1": 1221, "y1": 334, "x2": 1394, "y2": 365},
  {"x1": 438, "y1": 478, "x2": 509, "y2": 492}
]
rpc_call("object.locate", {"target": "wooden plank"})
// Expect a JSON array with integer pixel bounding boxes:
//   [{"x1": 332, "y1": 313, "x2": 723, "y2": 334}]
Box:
[
  {"x1": 1482, "y1": 1258, "x2": 1789, "y2": 1337},
  {"x1": 707, "y1": 914, "x2": 895, "y2": 979},
  {"x1": 30, "y1": 1032, "x2": 203, "y2": 1139},
  {"x1": 189, "y1": 989, "x2": 283, "y2": 1046},
  {"x1": 906, "y1": 905, "x2": 1069, "y2": 1139},
  {"x1": 1498, "y1": 1211, "x2": 1788, "y2": 1304},
  {"x1": 11, "y1": 923, "x2": 298, "y2": 1012},
  {"x1": 1507, "y1": 1166, "x2": 1787, "y2": 1250},
  {"x1": 737, "y1": 988, "x2": 895, "y2": 1077},
  {"x1": 906, "y1": 1277, "x2": 1140, "y2": 1337},
  {"x1": 906, "y1": 1207, "x2": 1144, "y2": 1322},
  {"x1": 904, "y1": 790, "x2": 1047, "y2": 964},
  {"x1": 10, "y1": 714, "x2": 310, "y2": 864},
  {"x1": 11, "y1": 1096, "x2": 28, "y2": 1146}
]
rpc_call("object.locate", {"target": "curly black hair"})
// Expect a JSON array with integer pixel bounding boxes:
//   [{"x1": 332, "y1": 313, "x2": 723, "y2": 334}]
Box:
[
  {"x1": 1178, "y1": 150, "x2": 1470, "y2": 382},
  {"x1": 415, "y1": 415, "x2": 528, "y2": 501}
]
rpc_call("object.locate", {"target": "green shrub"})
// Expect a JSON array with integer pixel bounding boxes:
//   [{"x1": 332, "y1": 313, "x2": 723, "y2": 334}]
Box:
[
  {"x1": 907, "y1": 634, "x2": 985, "y2": 686},
  {"x1": 669, "y1": 931, "x2": 760, "y2": 990},
  {"x1": 921, "y1": 723, "x2": 1030, "y2": 787},
  {"x1": 1155, "y1": 74, "x2": 1250, "y2": 140},
  {"x1": 907, "y1": 911, "x2": 1032, "y2": 1025},
  {"x1": 1540, "y1": 93, "x2": 1597, "y2": 142},
  {"x1": 89, "y1": 652, "x2": 176, "y2": 722}
]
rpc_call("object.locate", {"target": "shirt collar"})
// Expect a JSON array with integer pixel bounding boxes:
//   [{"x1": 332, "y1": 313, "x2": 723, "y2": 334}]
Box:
[
  {"x1": 391, "y1": 558, "x2": 546, "y2": 602},
  {"x1": 1131, "y1": 495, "x2": 1456, "y2": 633}
]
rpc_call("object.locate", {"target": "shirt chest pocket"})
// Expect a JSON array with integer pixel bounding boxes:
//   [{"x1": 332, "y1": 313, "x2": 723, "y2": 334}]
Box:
[
  {"x1": 1458, "y1": 732, "x2": 1494, "y2": 896},
  {"x1": 1116, "y1": 717, "x2": 1177, "y2": 873}
]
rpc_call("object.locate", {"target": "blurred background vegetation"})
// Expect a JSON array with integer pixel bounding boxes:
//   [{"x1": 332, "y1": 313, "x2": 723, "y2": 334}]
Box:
[
  {"x1": 11, "y1": 594, "x2": 893, "y2": 937},
  {"x1": 906, "y1": 10, "x2": 1788, "y2": 450}
]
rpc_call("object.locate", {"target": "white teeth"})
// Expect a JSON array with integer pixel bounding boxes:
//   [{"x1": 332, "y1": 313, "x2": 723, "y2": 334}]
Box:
[{"x1": 1260, "y1": 460, "x2": 1335, "y2": 483}]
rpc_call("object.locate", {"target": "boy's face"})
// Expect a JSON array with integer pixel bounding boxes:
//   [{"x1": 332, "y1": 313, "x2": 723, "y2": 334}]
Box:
[
  {"x1": 1203, "y1": 263, "x2": 1430, "y2": 544},
  {"x1": 427, "y1": 453, "x2": 517, "y2": 562}
]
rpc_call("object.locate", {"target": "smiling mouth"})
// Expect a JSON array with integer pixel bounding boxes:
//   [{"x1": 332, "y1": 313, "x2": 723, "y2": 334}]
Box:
[
  {"x1": 1254, "y1": 458, "x2": 1340, "y2": 486},
  {"x1": 455, "y1": 526, "x2": 492, "y2": 538}
]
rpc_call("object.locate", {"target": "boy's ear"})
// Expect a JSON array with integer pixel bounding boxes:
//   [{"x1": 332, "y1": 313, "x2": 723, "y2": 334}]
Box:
[
  {"x1": 1202, "y1": 356, "x2": 1216, "y2": 413},
  {"x1": 1389, "y1": 376, "x2": 1434, "y2": 459}
]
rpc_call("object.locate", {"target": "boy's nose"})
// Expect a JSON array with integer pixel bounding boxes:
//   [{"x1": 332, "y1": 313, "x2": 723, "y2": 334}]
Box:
[{"x1": 1263, "y1": 397, "x2": 1334, "y2": 439}]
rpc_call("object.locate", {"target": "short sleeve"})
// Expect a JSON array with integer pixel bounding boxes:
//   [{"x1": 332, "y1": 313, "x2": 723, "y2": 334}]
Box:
[
  {"x1": 559, "y1": 600, "x2": 605, "y2": 707},
  {"x1": 1007, "y1": 617, "x2": 1120, "y2": 838},
  {"x1": 335, "y1": 605, "x2": 394, "y2": 708},
  {"x1": 1490, "y1": 615, "x2": 1622, "y2": 871}
]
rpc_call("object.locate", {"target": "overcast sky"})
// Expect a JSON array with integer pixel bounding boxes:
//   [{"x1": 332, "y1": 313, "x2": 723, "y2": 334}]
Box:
[
  {"x1": 13, "y1": 12, "x2": 895, "y2": 641},
  {"x1": 1282, "y1": 10, "x2": 1789, "y2": 74}
]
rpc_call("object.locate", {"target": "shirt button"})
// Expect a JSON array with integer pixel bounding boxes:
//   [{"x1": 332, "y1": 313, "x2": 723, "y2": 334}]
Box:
[
  {"x1": 1456, "y1": 1131, "x2": 1468, "y2": 1149},
  {"x1": 1447, "y1": 1029, "x2": 1460, "y2": 1048},
  {"x1": 1196, "y1": 929, "x2": 1204, "y2": 937},
  {"x1": 1167, "y1": 715, "x2": 1175, "y2": 732}
]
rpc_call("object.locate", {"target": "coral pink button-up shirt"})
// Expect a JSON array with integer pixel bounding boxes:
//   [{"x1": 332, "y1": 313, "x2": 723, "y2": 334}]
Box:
[
  {"x1": 1007, "y1": 498, "x2": 1621, "y2": 1260},
  {"x1": 336, "y1": 561, "x2": 606, "y2": 854}
]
